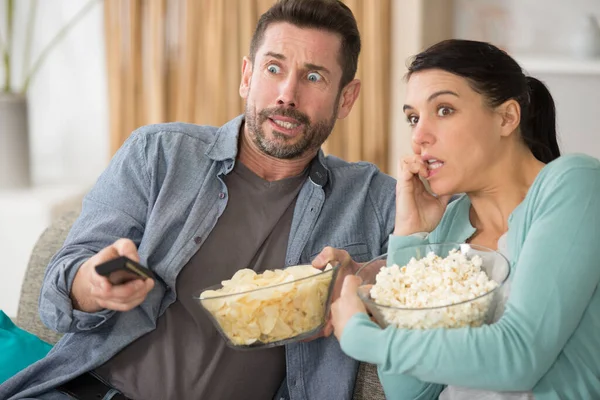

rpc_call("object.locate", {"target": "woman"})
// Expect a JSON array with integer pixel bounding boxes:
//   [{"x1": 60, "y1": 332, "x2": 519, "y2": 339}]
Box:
[{"x1": 329, "y1": 39, "x2": 600, "y2": 399}]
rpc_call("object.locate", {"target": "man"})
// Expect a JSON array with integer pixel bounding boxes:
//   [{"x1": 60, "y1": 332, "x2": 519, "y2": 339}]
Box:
[{"x1": 1, "y1": 1, "x2": 395, "y2": 399}]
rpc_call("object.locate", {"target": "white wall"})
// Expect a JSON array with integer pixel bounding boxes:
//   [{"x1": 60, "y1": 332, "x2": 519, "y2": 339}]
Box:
[
  {"x1": 454, "y1": 0, "x2": 600, "y2": 56},
  {"x1": 389, "y1": 0, "x2": 423, "y2": 176},
  {"x1": 0, "y1": 0, "x2": 109, "y2": 185},
  {"x1": 454, "y1": 0, "x2": 600, "y2": 159},
  {"x1": 389, "y1": 0, "x2": 455, "y2": 176},
  {"x1": 537, "y1": 73, "x2": 600, "y2": 159},
  {"x1": 0, "y1": 0, "x2": 108, "y2": 317}
]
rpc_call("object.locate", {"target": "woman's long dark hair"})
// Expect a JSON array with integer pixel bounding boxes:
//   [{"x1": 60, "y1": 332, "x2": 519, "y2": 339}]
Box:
[{"x1": 407, "y1": 39, "x2": 560, "y2": 163}]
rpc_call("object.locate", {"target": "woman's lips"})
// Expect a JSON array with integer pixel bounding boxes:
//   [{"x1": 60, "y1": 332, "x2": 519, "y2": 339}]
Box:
[{"x1": 426, "y1": 159, "x2": 444, "y2": 178}]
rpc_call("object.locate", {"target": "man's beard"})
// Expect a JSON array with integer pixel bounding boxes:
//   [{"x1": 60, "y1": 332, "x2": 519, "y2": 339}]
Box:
[{"x1": 244, "y1": 102, "x2": 338, "y2": 160}]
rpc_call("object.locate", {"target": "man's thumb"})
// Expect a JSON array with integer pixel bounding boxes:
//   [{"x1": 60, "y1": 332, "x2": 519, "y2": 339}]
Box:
[{"x1": 112, "y1": 238, "x2": 140, "y2": 262}]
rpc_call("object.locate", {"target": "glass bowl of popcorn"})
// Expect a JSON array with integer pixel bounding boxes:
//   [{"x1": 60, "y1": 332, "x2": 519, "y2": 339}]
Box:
[
  {"x1": 356, "y1": 243, "x2": 510, "y2": 330},
  {"x1": 195, "y1": 263, "x2": 339, "y2": 350}
]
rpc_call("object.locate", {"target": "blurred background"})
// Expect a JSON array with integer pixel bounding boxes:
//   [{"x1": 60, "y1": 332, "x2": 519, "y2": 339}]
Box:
[{"x1": 1, "y1": 0, "x2": 599, "y2": 318}]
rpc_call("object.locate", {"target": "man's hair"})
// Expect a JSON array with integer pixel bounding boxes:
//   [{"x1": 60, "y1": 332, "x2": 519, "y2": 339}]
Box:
[{"x1": 249, "y1": 0, "x2": 361, "y2": 89}]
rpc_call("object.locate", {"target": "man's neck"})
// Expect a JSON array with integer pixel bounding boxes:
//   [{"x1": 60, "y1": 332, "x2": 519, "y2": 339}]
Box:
[{"x1": 237, "y1": 125, "x2": 316, "y2": 182}]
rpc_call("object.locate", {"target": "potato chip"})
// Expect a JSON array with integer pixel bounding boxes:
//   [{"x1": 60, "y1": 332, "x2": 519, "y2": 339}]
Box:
[{"x1": 199, "y1": 264, "x2": 335, "y2": 346}]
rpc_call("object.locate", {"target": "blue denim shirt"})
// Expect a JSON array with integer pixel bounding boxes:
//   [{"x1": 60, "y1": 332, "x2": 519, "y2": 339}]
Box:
[{"x1": 1, "y1": 115, "x2": 396, "y2": 400}]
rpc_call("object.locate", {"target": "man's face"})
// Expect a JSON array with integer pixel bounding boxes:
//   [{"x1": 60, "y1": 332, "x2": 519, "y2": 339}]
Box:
[{"x1": 240, "y1": 22, "x2": 353, "y2": 160}]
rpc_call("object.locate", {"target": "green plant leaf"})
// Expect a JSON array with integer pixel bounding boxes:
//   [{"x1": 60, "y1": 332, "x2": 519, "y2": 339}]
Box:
[
  {"x1": 0, "y1": 23, "x2": 5, "y2": 56},
  {"x1": 21, "y1": 0, "x2": 101, "y2": 94},
  {"x1": 4, "y1": 0, "x2": 15, "y2": 92},
  {"x1": 22, "y1": 0, "x2": 38, "y2": 88}
]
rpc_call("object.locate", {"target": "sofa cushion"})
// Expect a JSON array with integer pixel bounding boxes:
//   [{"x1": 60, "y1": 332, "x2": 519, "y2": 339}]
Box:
[
  {"x1": 352, "y1": 362, "x2": 386, "y2": 399},
  {"x1": 16, "y1": 210, "x2": 80, "y2": 344}
]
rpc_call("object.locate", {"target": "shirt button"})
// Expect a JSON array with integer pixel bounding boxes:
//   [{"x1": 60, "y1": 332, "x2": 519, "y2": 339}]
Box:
[
  {"x1": 219, "y1": 192, "x2": 226, "y2": 199},
  {"x1": 194, "y1": 236, "x2": 202, "y2": 244}
]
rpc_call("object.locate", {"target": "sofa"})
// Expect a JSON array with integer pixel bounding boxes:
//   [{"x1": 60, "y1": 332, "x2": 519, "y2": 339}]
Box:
[{"x1": 16, "y1": 205, "x2": 386, "y2": 399}]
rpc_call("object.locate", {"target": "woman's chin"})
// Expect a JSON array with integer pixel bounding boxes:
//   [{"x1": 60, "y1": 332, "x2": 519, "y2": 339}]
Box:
[{"x1": 429, "y1": 183, "x2": 457, "y2": 198}]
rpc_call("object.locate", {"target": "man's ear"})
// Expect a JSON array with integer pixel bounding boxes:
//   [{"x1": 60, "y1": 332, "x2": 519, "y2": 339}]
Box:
[
  {"x1": 239, "y1": 56, "x2": 252, "y2": 99},
  {"x1": 497, "y1": 99, "x2": 521, "y2": 137},
  {"x1": 336, "y1": 79, "x2": 361, "y2": 120}
]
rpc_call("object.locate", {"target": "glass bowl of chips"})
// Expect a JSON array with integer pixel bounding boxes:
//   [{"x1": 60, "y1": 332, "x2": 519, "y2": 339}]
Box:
[{"x1": 194, "y1": 263, "x2": 340, "y2": 350}]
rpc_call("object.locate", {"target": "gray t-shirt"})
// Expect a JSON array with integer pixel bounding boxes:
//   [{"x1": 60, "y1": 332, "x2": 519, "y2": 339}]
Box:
[{"x1": 96, "y1": 161, "x2": 308, "y2": 400}]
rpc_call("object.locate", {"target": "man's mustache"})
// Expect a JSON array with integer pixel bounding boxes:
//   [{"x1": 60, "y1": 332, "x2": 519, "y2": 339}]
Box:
[{"x1": 259, "y1": 107, "x2": 310, "y2": 126}]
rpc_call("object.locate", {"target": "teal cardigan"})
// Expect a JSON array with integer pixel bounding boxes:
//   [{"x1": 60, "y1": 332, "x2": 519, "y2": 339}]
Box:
[{"x1": 341, "y1": 154, "x2": 600, "y2": 400}]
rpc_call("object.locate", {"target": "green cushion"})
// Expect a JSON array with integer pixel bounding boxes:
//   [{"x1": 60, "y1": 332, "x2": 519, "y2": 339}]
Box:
[{"x1": 0, "y1": 310, "x2": 52, "y2": 383}]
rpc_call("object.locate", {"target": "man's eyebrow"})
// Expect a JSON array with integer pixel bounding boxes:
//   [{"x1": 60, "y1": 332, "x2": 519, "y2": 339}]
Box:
[
  {"x1": 264, "y1": 51, "x2": 285, "y2": 60},
  {"x1": 403, "y1": 90, "x2": 460, "y2": 112},
  {"x1": 263, "y1": 52, "x2": 330, "y2": 74},
  {"x1": 305, "y1": 63, "x2": 330, "y2": 75}
]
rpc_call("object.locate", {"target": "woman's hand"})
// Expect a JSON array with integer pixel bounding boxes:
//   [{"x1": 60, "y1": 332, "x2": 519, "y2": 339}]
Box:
[
  {"x1": 394, "y1": 155, "x2": 452, "y2": 235},
  {"x1": 331, "y1": 275, "x2": 367, "y2": 341}
]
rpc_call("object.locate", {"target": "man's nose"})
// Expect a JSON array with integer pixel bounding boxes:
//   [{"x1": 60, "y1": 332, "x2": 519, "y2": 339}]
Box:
[{"x1": 276, "y1": 75, "x2": 299, "y2": 108}]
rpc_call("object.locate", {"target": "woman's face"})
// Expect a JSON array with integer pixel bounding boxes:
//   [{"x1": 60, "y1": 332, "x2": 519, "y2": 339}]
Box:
[{"x1": 403, "y1": 69, "x2": 507, "y2": 195}]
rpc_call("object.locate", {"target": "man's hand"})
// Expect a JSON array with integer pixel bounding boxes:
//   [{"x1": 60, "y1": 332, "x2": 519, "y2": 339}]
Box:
[
  {"x1": 70, "y1": 238, "x2": 155, "y2": 313},
  {"x1": 305, "y1": 246, "x2": 362, "y2": 339},
  {"x1": 331, "y1": 275, "x2": 367, "y2": 341}
]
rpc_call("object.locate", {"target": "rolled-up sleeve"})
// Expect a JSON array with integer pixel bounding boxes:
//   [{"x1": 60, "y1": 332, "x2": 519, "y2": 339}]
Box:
[{"x1": 39, "y1": 131, "x2": 152, "y2": 333}]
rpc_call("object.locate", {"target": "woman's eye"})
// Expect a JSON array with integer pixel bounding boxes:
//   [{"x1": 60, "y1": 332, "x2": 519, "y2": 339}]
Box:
[
  {"x1": 407, "y1": 115, "x2": 419, "y2": 126},
  {"x1": 437, "y1": 106, "x2": 454, "y2": 117},
  {"x1": 307, "y1": 72, "x2": 322, "y2": 82},
  {"x1": 267, "y1": 64, "x2": 281, "y2": 74}
]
